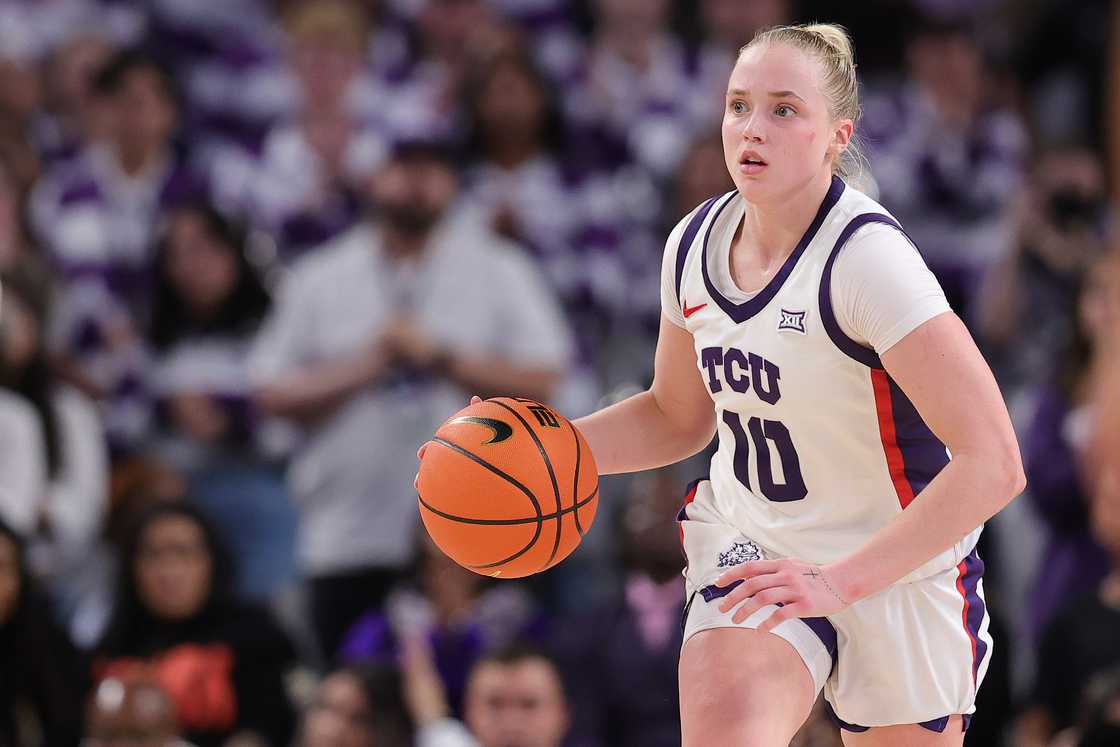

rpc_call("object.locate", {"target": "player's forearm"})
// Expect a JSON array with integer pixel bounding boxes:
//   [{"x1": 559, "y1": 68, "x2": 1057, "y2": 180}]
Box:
[
  {"x1": 574, "y1": 389, "x2": 716, "y2": 475},
  {"x1": 830, "y1": 449, "x2": 1025, "y2": 602}
]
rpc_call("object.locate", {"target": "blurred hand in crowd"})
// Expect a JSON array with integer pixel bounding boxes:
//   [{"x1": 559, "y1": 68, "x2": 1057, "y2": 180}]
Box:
[
  {"x1": 85, "y1": 675, "x2": 181, "y2": 747},
  {"x1": 1020, "y1": 150, "x2": 1109, "y2": 278},
  {"x1": 401, "y1": 634, "x2": 452, "y2": 727}
]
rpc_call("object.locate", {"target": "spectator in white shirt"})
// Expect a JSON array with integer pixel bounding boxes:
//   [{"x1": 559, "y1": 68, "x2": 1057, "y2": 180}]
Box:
[
  {"x1": 248, "y1": 140, "x2": 574, "y2": 663},
  {"x1": 0, "y1": 262, "x2": 108, "y2": 618}
]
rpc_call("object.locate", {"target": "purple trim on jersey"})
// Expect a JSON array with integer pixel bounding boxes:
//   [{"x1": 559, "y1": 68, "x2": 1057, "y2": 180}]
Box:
[
  {"x1": 958, "y1": 548, "x2": 988, "y2": 685},
  {"x1": 699, "y1": 579, "x2": 742, "y2": 602},
  {"x1": 675, "y1": 197, "x2": 720, "y2": 303},
  {"x1": 825, "y1": 702, "x2": 973, "y2": 734},
  {"x1": 675, "y1": 476, "x2": 706, "y2": 523},
  {"x1": 818, "y1": 213, "x2": 900, "y2": 368},
  {"x1": 703, "y1": 175, "x2": 845, "y2": 324},
  {"x1": 886, "y1": 374, "x2": 950, "y2": 494},
  {"x1": 802, "y1": 615, "x2": 838, "y2": 659},
  {"x1": 695, "y1": 580, "x2": 838, "y2": 662}
]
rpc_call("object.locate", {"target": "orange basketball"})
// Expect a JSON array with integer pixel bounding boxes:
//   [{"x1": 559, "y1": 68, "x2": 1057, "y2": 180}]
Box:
[{"x1": 417, "y1": 397, "x2": 599, "y2": 578}]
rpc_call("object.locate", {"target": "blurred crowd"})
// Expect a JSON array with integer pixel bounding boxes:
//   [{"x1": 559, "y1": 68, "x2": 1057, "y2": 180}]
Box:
[{"x1": 0, "y1": 0, "x2": 1118, "y2": 745}]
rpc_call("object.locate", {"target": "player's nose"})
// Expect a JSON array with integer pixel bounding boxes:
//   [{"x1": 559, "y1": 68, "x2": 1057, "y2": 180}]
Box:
[{"x1": 741, "y1": 112, "x2": 765, "y2": 143}]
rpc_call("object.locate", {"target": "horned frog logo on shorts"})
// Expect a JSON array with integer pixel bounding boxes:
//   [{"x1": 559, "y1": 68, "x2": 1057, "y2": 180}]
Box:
[{"x1": 718, "y1": 540, "x2": 761, "y2": 568}]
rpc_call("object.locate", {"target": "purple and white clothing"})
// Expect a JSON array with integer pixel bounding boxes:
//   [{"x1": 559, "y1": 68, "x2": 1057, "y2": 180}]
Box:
[
  {"x1": 668, "y1": 179, "x2": 990, "y2": 727},
  {"x1": 29, "y1": 145, "x2": 204, "y2": 449},
  {"x1": 563, "y1": 36, "x2": 707, "y2": 180},
  {"x1": 0, "y1": 0, "x2": 143, "y2": 63},
  {"x1": 149, "y1": 333, "x2": 270, "y2": 470},
  {"x1": 862, "y1": 84, "x2": 1027, "y2": 314}
]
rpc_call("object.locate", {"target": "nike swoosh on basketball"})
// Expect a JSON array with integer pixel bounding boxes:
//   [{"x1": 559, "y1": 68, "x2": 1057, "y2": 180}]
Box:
[{"x1": 683, "y1": 300, "x2": 707, "y2": 318}]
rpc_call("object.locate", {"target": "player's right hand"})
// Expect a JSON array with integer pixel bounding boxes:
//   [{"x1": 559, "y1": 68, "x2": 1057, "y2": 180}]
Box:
[{"x1": 414, "y1": 396, "x2": 483, "y2": 488}]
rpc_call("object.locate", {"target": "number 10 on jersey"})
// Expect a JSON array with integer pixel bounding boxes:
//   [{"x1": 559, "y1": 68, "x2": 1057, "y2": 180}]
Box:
[{"x1": 722, "y1": 410, "x2": 807, "y2": 502}]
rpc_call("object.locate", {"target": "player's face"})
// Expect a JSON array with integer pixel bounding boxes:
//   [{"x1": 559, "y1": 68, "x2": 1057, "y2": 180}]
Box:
[
  {"x1": 722, "y1": 43, "x2": 849, "y2": 204},
  {"x1": 465, "y1": 660, "x2": 570, "y2": 747}
]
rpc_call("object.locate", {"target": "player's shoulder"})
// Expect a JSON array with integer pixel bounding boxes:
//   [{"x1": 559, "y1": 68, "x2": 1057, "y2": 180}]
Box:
[{"x1": 831, "y1": 181, "x2": 913, "y2": 251}]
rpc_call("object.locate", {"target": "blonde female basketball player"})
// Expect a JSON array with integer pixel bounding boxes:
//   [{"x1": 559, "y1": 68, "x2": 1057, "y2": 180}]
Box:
[
  {"x1": 568, "y1": 23, "x2": 1023, "y2": 747},
  {"x1": 420, "y1": 21, "x2": 1022, "y2": 747}
]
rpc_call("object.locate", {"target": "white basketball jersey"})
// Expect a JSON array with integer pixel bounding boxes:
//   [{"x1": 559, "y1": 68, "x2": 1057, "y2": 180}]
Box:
[{"x1": 671, "y1": 176, "x2": 980, "y2": 582}]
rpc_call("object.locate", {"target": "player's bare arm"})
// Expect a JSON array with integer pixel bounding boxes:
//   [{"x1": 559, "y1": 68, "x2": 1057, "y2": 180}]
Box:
[{"x1": 573, "y1": 312, "x2": 717, "y2": 475}]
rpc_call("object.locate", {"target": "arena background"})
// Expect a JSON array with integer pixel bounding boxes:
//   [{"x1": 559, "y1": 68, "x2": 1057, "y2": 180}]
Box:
[{"x1": 0, "y1": 0, "x2": 1116, "y2": 745}]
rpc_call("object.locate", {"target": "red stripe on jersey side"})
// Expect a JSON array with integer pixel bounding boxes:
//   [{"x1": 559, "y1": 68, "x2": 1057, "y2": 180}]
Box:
[
  {"x1": 955, "y1": 560, "x2": 979, "y2": 685},
  {"x1": 871, "y1": 368, "x2": 916, "y2": 509},
  {"x1": 677, "y1": 482, "x2": 700, "y2": 546}
]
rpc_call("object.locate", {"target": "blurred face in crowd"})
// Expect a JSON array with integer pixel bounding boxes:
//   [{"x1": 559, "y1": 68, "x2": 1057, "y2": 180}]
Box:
[
  {"x1": 299, "y1": 671, "x2": 375, "y2": 747},
  {"x1": 0, "y1": 57, "x2": 42, "y2": 120},
  {"x1": 723, "y1": 43, "x2": 849, "y2": 205},
  {"x1": 418, "y1": 533, "x2": 481, "y2": 623},
  {"x1": 0, "y1": 164, "x2": 19, "y2": 255},
  {"x1": 163, "y1": 209, "x2": 240, "y2": 320},
  {"x1": 1091, "y1": 473, "x2": 1120, "y2": 560},
  {"x1": 50, "y1": 36, "x2": 111, "y2": 116},
  {"x1": 0, "y1": 534, "x2": 19, "y2": 626},
  {"x1": 0, "y1": 290, "x2": 41, "y2": 373},
  {"x1": 86, "y1": 677, "x2": 179, "y2": 747},
  {"x1": 476, "y1": 59, "x2": 547, "y2": 143},
  {"x1": 676, "y1": 137, "x2": 734, "y2": 216},
  {"x1": 114, "y1": 66, "x2": 176, "y2": 155},
  {"x1": 419, "y1": 0, "x2": 494, "y2": 60},
  {"x1": 908, "y1": 30, "x2": 982, "y2": 121},
  {"x1": 290, "y1": 8, "x2": 365, "y2": 109},
  {"x1": 701, "y1": 0, "x2": 790, "y2": 50},
  {"x1": 595, "y1": 0, "x2": 670, "y2": 38},
  {"x1": 1078, "y1": 253, "x2": 1120, "y2": 345},
  {"x1": 371, "y1": 154, "x2": 458, "y2": 237},
  {"x1": 622, "y1": 469, "x2": 687, "y2": 582},
  {"x1": 135, "y1": 515, "x2": 212, "y2": 621},
  {"x1": 465, "y1": 658, "x2": 570, "y2": 747}
]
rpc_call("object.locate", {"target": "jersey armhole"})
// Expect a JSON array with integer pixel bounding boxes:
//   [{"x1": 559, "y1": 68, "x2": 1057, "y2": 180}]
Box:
[
  {"x1": 817, "y1": 213, "x2": 912, "y2": 368},
  {"x1": 674, "y1": 196, "x2": 722, "y2": 308}
]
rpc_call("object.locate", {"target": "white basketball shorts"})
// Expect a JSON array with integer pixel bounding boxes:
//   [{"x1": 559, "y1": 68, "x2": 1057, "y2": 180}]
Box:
[{"x1": 678, "y1": 479, "x2": 992, "y2": 732}]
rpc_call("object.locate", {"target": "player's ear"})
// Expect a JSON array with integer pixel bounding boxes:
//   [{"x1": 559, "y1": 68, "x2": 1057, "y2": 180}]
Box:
[{"x1": 831, "y1": 119, "x2": 853, "y2": 158}]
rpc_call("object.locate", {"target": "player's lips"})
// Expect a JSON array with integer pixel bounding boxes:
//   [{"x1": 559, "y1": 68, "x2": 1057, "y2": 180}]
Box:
[{"x1": 739, "y1": 150, "x2": 768, "y2": 175}]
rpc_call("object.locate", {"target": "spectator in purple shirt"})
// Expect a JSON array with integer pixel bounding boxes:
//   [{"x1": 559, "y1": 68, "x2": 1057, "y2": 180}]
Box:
[
  {"x1": 30, "y1": 48, "x2": 203, "y2": 452},
  {"x1": 1020, "y1": 251, "x2": 1119, "y2": 640},
  {"x1": 243, "y1": 0, "x2": 390, "y2": 260},
  {"x1": 564, "y1": 0, "x2": 704, "y2": 180},
  {"x1": 862, "y1": 15, "x2": 1027, "y2": 321}
]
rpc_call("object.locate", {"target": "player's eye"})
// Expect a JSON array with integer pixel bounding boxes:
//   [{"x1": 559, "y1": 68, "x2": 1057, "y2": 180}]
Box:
[
  {"x1": 774, "y1": 104, "x2": 795, "y2": 118},
  {"x1": 730, "y1": 100, "x2": 747, "y2": 114}
]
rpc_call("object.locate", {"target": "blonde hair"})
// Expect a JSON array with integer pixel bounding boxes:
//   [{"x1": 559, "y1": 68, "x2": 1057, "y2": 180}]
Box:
[
  {"x1": 284, "y1": 0, "x2": 369, "y2": 52},
  {"x1": 739, "y1": 23, "x2": 865, "y2": 179}
]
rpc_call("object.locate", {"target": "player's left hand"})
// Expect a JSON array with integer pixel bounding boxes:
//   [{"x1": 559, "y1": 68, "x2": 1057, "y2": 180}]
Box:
[{"x1": 714, "y1": 558, "x2": 852, "y2": 633}]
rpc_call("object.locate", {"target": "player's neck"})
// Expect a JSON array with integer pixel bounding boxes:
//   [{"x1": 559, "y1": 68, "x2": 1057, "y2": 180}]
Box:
[{"x1": 736, "y1": 171, "x2": 834, "y2": 268}]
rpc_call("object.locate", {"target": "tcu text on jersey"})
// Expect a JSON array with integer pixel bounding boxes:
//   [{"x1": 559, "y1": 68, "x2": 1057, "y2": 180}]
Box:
[{"x1": 699, "y1": 346, "x2": 781, "y2": 404}]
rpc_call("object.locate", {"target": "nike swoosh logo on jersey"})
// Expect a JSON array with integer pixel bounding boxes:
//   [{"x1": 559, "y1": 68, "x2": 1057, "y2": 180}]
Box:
[{"x1": 683, "y1": 300, "x2": 708, "y2": 318}]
